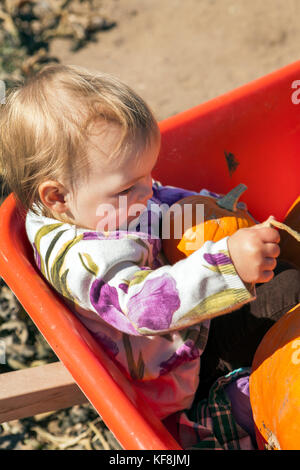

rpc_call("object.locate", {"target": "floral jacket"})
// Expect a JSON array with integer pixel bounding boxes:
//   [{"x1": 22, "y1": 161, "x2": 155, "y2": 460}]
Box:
[{"x1": 25, "y1": 181, "x2": 255, "y2": 419}]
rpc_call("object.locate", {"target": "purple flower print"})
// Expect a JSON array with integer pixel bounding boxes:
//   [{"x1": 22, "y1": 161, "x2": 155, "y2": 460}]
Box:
[
  {"x1": 92, "y1": 331, "x2": 119, "y2": 358},
  {"x1": 83, "y1": 229, "x2": 154, "y2": 242},
  {"x1": 149, "y1": 237, "x2": 161, "y2": 259},
  {"x1": 152, "y1": 185, "x2": 197, "y2": 206},
  {"x1": 32, "y1": 242, "x2": 41, "y2": 270},
  {"x1": 147, "y1": 237, "x2": 163, "y2": 269},
  {"x1": 118, "y1": 283, "x2": 129, "y2": 294},
  {"x1": 90, "y1": 279, "x2": 138, "y2": 335},
  {"x1": 135, "y1": 207, "x2": 153, "y2": 234},
  {"x1": 159, "y1": 339, "x2": 200, "y2": 375},
  {"x1": 83, "y1": 231, "x2": 123, "y2": 241},
  {"x1": 83, "y1": 232, "x2": 105, "y2": 241},
  {"x1": 119, "y1": 268, "x2": 151, "y2": 294},
  {"x1": 127, "y1": 273, "x2": 180, "y2": 331},
  {"x1": 203, "y1": 252, "x2": 231, "y2": 266},
  {"x1": 90, "y1": 274, "x2": 180, "y2": 334},
  {"x1": 204, "y1": 190, "x2": 222, "y2": 199}
]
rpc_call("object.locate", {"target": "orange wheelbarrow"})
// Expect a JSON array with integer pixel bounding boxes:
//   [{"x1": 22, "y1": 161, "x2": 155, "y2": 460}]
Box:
[{"x1": 1, "y1": 60, "x2": 300, "y2": 449}]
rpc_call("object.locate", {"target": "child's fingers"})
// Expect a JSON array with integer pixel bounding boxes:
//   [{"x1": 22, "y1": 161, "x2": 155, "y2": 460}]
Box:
[
  {"x1": 252, "y1": 216, "x2": 281, "y2": 242},
  {"x1": 262, "y1": 242, "x2": 281, "y2": 259},
  {"x1": 262, "y1": 257, "x2": 277, "y2": 271},
  {"x1": 253, "y1": 226, "x2": 280, "y2": 244},
  {"x1": 259, "y1": 270, "x2": 275, "y2": 283}
]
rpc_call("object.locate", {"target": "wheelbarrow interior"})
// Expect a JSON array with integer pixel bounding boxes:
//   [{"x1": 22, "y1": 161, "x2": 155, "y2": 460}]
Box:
[{"x1": 1, "y1": 61, "x2": 300, "y2": 450}]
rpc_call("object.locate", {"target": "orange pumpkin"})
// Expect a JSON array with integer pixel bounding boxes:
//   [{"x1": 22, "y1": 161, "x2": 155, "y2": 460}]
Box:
[
  {"x1": 250, "y1": 304, "x2": 300, "y2": 450},
  {"x1": 162, "y1": 183, "x2": 257, "y2": 264},
  {"x1": 279, "y1": 196, "x2": 300, "y2": 268}
]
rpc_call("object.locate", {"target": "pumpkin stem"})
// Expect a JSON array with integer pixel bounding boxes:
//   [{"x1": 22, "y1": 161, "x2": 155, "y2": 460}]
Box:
[{"x1": 216, "y1": 184, "x2": 247, "y2": 212}]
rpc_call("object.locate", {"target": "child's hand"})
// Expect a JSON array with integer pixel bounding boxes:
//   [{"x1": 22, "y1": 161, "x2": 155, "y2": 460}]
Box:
[{"x1": 227, "y1": 217, "x2": 280, "y2": 284}]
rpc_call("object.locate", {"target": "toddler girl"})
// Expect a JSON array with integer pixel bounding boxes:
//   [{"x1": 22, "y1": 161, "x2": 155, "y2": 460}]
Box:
[{"x1": 1, "y1": 64, "x2": 299, "y2": 450}]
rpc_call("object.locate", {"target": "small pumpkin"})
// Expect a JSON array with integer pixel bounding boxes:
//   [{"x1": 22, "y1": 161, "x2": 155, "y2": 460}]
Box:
[
  {"x1": 279, "y1": 195, "x2": 300, "y2": 268},
  {"x1": 162, "y1": 183, "x2": 257, "y2": 264},
  {"x1": 250, "y1": 303, "x2": 300, "y2": 450}
]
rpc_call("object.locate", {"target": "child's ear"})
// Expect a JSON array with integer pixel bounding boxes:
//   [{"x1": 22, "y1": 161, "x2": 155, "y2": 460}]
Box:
[{"x1": 38, "y1": 181, "x2": 69, "y2": 213}]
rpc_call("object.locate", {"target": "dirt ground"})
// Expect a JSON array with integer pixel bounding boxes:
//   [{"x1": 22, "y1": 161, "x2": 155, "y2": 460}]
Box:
[{"x1": 51, "y1": 0, "x2": 300, "y2": 121}]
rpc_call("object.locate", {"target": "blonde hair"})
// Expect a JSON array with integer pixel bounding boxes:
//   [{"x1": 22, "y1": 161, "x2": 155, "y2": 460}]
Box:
[{"x1": 0, "y1": 64, "x2": 159, "y2": 218}]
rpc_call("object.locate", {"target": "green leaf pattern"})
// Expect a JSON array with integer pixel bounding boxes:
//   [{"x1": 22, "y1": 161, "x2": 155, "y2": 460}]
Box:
[
  {"x1": 34, "y1": 223, "x2": 64, "y2": 276},
  {"x1": 50, "y1": 234, "x2": 84, "y2": 297},
  {"x1": 181, "y1": 288, "x2": 249, "y2": 323},
  {"x1": 78, "y1": 252, "x2": 99, "y2": 276},
  {"x1": 129, "y1": 269, "x2": 152, "y2": 287},
  {"x1": 122, "y1": 334, "x2": 145, "y2": 380}
]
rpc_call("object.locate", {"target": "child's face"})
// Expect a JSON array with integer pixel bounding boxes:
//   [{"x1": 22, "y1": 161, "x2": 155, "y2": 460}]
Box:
[{"x1": 63, "y1": 121, "x2": 160, "y2": 231}]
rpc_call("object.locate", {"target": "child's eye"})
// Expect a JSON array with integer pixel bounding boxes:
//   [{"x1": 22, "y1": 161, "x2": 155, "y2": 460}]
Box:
[{"x1": 119, "y1": 187, "x2": 132, "y2": 195}]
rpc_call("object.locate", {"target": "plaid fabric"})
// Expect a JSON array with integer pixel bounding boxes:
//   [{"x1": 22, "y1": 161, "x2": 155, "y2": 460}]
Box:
[{"x1": 174, "y1": 368, "x2": 255, "y2": 450}]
